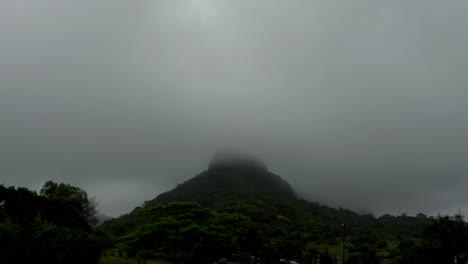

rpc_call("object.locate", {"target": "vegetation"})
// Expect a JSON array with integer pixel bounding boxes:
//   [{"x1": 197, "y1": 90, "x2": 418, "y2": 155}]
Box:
[
  {"x1": 3, "y1": 162, "x2": 468, "y2": 263},
  {"x1": 99, "y1": 161, "x2": 434, "y2": 263},
  {"x1": 40, "y1": 180, "x2": 99, "y2": 226},
  {"x1": 118, "y1": 202, "x2": 261, "y2": 263},
  {"x1": 0, "y1": 182, "x2": 107, "y2": 264}
]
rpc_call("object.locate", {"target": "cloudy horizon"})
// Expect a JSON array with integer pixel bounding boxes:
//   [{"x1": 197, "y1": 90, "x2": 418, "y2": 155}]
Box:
[{"x1": 1, "y1": 0, "x2": 467, "y2": 217}]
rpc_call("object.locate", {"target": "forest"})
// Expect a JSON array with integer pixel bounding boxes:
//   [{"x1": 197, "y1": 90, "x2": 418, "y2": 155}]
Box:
[{"x1": 2, "y1": 179, "x2": 468, "y2": 264}]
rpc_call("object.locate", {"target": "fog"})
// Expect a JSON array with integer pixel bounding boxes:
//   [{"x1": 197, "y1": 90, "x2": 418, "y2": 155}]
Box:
[{"x1": 1, "y1": 0, "x2": 467, "y2": 217}]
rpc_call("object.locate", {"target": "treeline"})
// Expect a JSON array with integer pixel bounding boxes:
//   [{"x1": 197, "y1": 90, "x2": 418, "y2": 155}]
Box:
[
  {"x1": 101, "y1": 199, "x2": 468, "y2": 264},
  {"x1": 0, "y1": 181, "x2": 108, "y2": 264},
  {"x1": 388, "y1": 214, "x2": 468, "y2": 264},
  {"x1": 103, "y1": 201, "x2": 339, "y2": 263},
  {"x1": 3, "y1": 181, "x2": 468, "y2": 264}
]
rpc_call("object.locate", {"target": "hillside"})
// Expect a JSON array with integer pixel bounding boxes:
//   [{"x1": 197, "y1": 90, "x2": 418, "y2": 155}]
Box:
[
  {"x1": 101, "y1": 156, "x2": 367, "y2": 230},
  {"x1": 145, "y1": 155, "x2": 296, "y2": 208},
  {"x1": 99, "y1": 156, "x2": 431, "y2": 263}
]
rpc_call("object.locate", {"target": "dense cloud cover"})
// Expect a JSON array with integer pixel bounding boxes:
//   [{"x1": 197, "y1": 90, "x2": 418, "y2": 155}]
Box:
[{"x1": 1, "y1": 0, "x2": 467, "y2": 217}]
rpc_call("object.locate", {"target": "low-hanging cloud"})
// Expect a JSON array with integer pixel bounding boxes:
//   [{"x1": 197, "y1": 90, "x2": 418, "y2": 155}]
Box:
[{"x1": 0, "y1": 0, "x2": 467, "y2": 217}]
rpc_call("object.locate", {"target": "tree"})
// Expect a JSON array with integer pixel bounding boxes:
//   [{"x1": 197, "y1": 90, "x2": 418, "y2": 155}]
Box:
[
  {"x1": 121, "y1": 202, "x2": 262, "y2": 264},
  {"x1": 394, "y1": 214, "x2": 468, "y2": 264},
  {"x1": 40, "y1": 181, "x2": 98, "y2": 226},
  {"x1": 0, "y1": 182, "x2": 107, "y2": 264},
  {"x1": 347, "y1": 235, "x2": 380, "y2": 264},
  {"x1": 419, "y1": 214, "x2": 468, "y2": 264},
  {"x1": 0, "y1": 217, "x2": 22, "y2": 264},
  {"x1": 24, "y1": 215, "x2": 105, "y2": 264},
  {"x1": 389, "y1": 239, "x2": 421, "y2": 264}
]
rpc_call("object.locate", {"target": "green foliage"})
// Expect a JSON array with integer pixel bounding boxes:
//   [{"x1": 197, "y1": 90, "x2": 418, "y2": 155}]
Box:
[
  {"x1": 0, "y1": 217, "x2": 21, "y2": 240},
  {"x1": 346, "y1": 234, "x2": 380, "y2": 264},
  {"x1": 419, "y1": 214, "x2": 468, "y2": 263},
  {"x1": 40, "y1": 180, "x2": 98, "y2": 226},
  {"x1": 0, "y1": 182, "x2": 107, "y2": 264},
  {"x1": 144, "y1": 165, "x2": 296, "y2": 208},
  {"x1": 376, "y1": 213, "x2": 431, "y2": 239},
  {"x1": 98, "y1": 161, "x2": 468, "y2": 263},
  {"x1": 0, "y1": 217, "x2": 22, "y2": 263},
  {"x1": 100, "y1": 164, "x2": 446, "y2": 263},
  {"x1": 120, "y1": 202, "x2": 260, "y2": 264},
  {"x1": 387, "y1": 239, "x2": 420, "y2": 264},
  {"x1": 9, "y1": 168, "x2": 460, "y2": 264},
  {"x1": 387, "y1": 214, "x2": 468, "y2": 264},
  {"x1": 25, "y1": 218, "x2": 104, "y2": 263}
]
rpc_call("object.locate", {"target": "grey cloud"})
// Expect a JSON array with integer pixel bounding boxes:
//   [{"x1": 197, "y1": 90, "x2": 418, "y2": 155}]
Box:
[{"x1": 0, "y1": 0, "x2": 467, "y2": 216}]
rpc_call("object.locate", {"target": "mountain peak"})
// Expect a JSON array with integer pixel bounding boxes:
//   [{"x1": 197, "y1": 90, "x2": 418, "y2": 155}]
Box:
[
  {"x1": 208, "y1": 152, "x2": 267, "y2": 172},
  {"x1": 146, "y1": 155, "x2": 295, "y2": 207}
]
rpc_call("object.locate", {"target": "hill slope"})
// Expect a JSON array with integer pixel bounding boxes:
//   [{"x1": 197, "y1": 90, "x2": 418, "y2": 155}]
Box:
[
  {"x1": 145, "y1": 156, "x2": 296, "y2": 208},
  {"x1": 99, "y1": 156, "x2": 431, "y2": 262},
  {"x1": 101, "y1": 157, "x2": 376, "y2": 238}
]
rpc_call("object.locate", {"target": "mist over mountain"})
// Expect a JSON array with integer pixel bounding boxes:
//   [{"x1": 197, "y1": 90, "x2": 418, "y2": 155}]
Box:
[
  {"x1": 1, "y1": 1, "x2": 467, "y2": 218},
  {"x1": 1, "y1": 1, "x2": 468, "y2": 263},
  {"x1": 145, "y1": 154, "x2": 296, "y2": 208},
  {"x1": 100, "y1": 155, "x2": 430, "y2": 236},
  {"x1": 99, "y1": 155, "x2": 434, "y2": 263}
]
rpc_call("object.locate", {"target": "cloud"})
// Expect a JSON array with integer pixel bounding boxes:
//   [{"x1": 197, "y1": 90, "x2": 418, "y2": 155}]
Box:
[{"x1": 0, "y1": 0, "x2": 467, "y2": 216}]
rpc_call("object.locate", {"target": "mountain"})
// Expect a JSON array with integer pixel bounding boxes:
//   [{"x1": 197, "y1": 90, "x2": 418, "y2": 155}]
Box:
[
  {"x1": 101, "y1": 155, "x2": 373, "y2": 238},
  {"x1": 95, "y1": 213, "x2": 113, "y2": 226},
  {"x1": 144, "y1": 154, "x2": 296, "y2": 208},
  {"x1": 99, "y1": 155, "x2": 432, "y2": 262}
]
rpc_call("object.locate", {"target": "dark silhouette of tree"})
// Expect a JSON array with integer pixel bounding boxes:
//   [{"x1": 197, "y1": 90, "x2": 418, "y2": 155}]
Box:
[
  {"x1": 0, "y1": 182, "x2": 106, "y2": 264},
  {"x1": 419, "y1": 214, "x2": 468, "y2": 263},
  {"x1": 393, "y1": 214, "x2": 468, "y2": 264},
  {"x1": 40, "y1": 181, "x2": 98, "y2": 226}
]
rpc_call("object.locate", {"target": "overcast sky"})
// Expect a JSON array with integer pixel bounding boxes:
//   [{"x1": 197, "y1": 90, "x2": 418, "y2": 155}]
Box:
[{"x1": 1, "y1": 0, "x2": 467, "y2": 217}]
